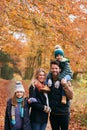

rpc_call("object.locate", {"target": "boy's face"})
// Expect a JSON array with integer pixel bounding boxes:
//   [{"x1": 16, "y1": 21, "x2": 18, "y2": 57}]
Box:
[
  {"x1": 15, "y1": 91, "x2": 24, "y2": 98},
  {"x1": 50, "y1": 64, "x2": 61, "y2": 77},
  {"x1": 56, "y1": 54, "x2": 63, "y2": 61}
]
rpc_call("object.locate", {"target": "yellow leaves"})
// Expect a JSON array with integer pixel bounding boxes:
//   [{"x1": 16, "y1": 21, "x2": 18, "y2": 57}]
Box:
[
  {"x1": 7, "y1": 62, "x2": 13, "y2": 68},
  {"x1": 0, "y1": 0, "x2": 87, "y2": 75},
  {"x1": 2, "y1": 38, "x2": 24, "y2": 56},
  {"x1": 13, "y1": 73, "x2": 22, "y2": 81}
]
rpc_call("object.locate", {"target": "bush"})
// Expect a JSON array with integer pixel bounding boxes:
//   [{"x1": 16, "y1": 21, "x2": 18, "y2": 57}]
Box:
[{"x1": 1, "y1": 64, "x2": 14, "y2": 79}]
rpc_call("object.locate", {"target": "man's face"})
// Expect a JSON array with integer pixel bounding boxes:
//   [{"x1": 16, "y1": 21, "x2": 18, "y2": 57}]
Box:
[{"x1": 50, "y1": 64, "x2": 60, "y2": 77}]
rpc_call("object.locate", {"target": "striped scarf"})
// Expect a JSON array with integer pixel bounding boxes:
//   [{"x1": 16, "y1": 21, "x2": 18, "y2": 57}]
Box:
[{"x1": 11, "y1": 98, "x2": 24, "y2": 125}]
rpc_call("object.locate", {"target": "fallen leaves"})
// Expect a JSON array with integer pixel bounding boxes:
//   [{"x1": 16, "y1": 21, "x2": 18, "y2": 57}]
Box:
[{"x1": 0, "y1": 79, "x2": 87, "y2": 130}]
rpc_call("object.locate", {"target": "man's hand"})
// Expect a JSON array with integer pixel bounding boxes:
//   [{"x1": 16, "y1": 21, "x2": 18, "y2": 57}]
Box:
[{"x1": 43, "y1": 106, "x2": 51, "y2": 113}]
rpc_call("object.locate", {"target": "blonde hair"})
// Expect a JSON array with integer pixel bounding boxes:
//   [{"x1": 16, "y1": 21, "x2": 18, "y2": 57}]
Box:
[{"x1": 29, "y1": 68, "x2": 46, "y2": 87}]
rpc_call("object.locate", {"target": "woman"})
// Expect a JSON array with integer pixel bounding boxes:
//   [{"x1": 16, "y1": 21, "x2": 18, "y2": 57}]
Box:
[{"x1": 29, "y1": 68, "x2": 51, "y2": 130}]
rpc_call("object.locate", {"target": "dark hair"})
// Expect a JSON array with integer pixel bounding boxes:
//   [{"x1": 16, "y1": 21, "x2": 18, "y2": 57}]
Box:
[{"x1": 50, "y1": 60, "x2": 60, "y2": 68}]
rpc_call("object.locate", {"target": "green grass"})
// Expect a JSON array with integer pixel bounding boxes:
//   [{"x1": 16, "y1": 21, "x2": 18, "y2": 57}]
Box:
[
  {"x1": 71, "y1": 86, "x2": 87, "y2": 109},
  {"x1": 71, "y1": 81, "x2": 87, "y2": 127},
  {"x1": 75, "y1": 114, "x2": 87, "y2": 126}
]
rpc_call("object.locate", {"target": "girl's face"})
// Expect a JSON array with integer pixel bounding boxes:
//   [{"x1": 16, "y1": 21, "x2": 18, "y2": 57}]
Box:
[
  {"x1": 37, "y1": 71, "x2": 46, "y2": 83},
  {"x1": 15, "y1": 91, "x2": 24, "y2": 98}
]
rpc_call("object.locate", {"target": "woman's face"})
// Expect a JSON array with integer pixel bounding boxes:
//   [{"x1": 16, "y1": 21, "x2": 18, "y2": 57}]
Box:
[
  {"x1": 37, "y1": 71, "x2": 46, "y2": 83},
  {"x1": 15, "y1": 91, "x2": 24, "y2": 98}
]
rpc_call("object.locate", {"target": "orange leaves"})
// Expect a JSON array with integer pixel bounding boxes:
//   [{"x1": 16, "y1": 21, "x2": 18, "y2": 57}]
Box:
[
  {"x1": 0, "y1": 0, "x2": 87, "y2": 75},
  {"x1": 0, "y1": 80, "x2": 87, "y2": 130}
]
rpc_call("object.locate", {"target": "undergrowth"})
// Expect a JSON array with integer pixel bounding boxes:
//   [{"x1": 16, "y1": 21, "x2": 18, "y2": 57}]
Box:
[{"x1": 71, "y1": 79, "x2": 87, "y2": 127}]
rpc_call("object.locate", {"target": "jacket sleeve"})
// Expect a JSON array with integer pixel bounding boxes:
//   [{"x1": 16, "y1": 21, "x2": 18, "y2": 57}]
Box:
[
  {"x1": 63, "y1": 81, "x2": 74, "y2": 100},
  {"x1": 29, "y1": 86, "x2": 44, "y2": 111},
  {"x1": 4, "y1": 100, "x2": 11, "y2": 130},
  {"x1": 58, "y1": 62, "x2": 73, "y2": 80}
]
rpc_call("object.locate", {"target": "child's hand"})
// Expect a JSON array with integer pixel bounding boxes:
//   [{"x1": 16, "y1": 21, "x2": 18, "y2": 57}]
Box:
[
  {"x1": 55, "y1": 81, "x2": 60, "y2": 88},
  {"x1": 48, "y1": 79, "x2": 52, "y2": 87},
  {"x1": 61, "y1": 78, "x2": 67, "y2": 85}
]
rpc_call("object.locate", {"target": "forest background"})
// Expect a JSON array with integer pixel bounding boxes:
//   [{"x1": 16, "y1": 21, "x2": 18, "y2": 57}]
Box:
[{"x1": 0, "y1": 0, "x2": 87, "y2": 130}]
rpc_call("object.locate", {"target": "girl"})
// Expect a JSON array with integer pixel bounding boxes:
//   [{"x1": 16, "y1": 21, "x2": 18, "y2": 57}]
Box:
[
  {"x1": 29, "y1": 68, "x2": 51, "y2": 130},
  {"x1": 4, "y1": 81, "x2": 31, "y2": 130}
]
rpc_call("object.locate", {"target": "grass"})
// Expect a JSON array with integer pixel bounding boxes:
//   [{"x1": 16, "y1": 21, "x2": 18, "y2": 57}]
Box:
[
  {"x1": 75, "y1": 114, "x2": 87, "y2": 126},
  {"x1": 71, "y1": 80, "x2": 87, "y2": 127}
]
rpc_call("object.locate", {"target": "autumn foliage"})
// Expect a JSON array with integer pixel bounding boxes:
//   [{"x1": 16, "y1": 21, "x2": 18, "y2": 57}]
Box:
[
  {"x1": 0, "y1": 1, "x2": 87, "y2": 129},
  {"x1": 0, "y1": 0, "x2": 87, "y2": 78}
]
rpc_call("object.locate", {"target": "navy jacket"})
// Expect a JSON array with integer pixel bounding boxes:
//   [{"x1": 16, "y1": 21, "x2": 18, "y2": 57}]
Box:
[
  {"x1": 29, "y1": 85, "x2": 48, "y2": 123},
  {"x1": 48, "y1": 81, "x2": 70, "y2": 114},
  {"x1": 4, "y1": 98, "x2": 31, "y2": 130}
]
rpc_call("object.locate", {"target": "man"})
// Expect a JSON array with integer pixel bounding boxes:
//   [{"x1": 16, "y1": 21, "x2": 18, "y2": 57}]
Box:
[{"x1": 47, "y1": 60, "x2": 73, "y2": 130}]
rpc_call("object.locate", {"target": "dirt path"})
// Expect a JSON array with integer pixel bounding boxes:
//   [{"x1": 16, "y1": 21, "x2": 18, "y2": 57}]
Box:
[{"x1": 0, "y1": 80, "x2": 87, "y2": 130}]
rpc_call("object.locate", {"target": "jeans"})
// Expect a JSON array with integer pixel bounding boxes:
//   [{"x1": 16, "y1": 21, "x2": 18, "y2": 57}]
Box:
[
  {"x1": 31, "y1": 122, "x2": 47, "y2": 130},
  {"x1": 50, "y1": 113, "x2": 70, "y2": 130}
]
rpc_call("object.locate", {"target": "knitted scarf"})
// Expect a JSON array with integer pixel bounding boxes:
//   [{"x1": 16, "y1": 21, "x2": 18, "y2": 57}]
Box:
[
  {"x1": 34, "y1": 81, "x2": 44, "y2": 91},
  {"x1": 11, "y1": 98, "x2": 24, "y2": 125}
]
